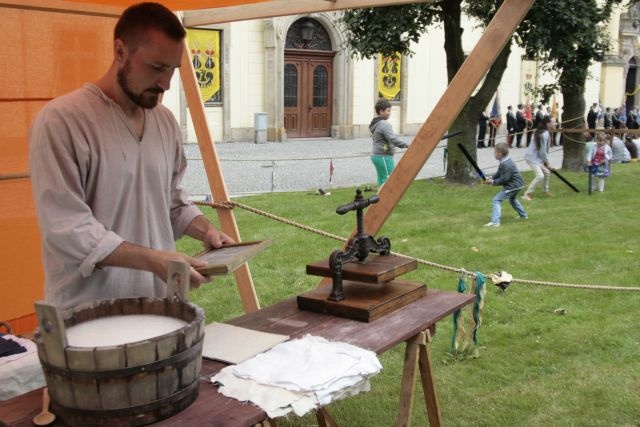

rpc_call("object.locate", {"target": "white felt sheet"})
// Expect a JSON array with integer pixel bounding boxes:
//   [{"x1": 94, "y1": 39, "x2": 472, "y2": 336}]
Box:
[{"x1": 202, "y1": 322, "x2": 289, "y2": 364}]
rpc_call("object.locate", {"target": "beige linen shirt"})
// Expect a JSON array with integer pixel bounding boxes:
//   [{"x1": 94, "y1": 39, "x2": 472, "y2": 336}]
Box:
[{"x1": 29, "y1": 84, "x2": 202, "y2": 309}]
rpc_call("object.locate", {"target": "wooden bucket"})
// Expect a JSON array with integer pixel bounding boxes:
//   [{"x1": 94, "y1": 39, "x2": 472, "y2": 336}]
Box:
[{"x1": 34, "y1": 296, "x2": 204, "y2": 426}]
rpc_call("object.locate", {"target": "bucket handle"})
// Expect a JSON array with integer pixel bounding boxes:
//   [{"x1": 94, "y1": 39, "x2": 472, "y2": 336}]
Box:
[
  {"x1": 166, "y1": 261, "x2": 190, "y2": 301},
  {"x1": 34, "y1": 301, "x2": 68, "y2": 368}
]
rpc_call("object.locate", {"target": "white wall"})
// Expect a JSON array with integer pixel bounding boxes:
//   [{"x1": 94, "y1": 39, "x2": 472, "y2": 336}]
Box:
[
  {"x1": 351, "y1": 57, "x2": 376, "y2": 124},
  {"x1": 162, "y1": 72, "x2": 181, "y2": 123},
  {"x1": 406, "y1": 28, "x2": 448, "y2": 124},
  {"x1": 229, "y1": 20, "x2": 265, "y2": 129}
]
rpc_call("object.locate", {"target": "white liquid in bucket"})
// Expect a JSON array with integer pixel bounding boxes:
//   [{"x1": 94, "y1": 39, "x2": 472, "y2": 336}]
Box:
[{"x1": 66, "y1": 315, "x2": 188, "y2": 347}]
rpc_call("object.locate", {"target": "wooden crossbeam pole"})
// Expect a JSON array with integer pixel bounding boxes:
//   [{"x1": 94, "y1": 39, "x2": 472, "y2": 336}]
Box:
[
  {"x1": 183, "y1": 0, "x2": 432, "y2": 26},
  {"x1": 360, "y1": 0, "x2": 535, "y2": 238},
  {"x1": 179, "y1": 39, "x2": 260, "y2": 313}
]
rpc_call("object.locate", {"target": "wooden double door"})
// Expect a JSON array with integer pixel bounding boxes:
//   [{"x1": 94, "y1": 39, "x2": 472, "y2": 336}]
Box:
[{"x1": 284, "y1": 50, "x2": 334, "y2": 138}]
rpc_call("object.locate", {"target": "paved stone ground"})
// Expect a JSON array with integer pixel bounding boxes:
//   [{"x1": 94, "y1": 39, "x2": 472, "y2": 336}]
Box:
[{"x1": 183, "y1": 136, "x2": 564, "y2": 198}]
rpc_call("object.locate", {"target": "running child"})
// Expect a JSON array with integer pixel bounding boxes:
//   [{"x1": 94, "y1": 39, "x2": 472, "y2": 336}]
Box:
[{"x1": 484, "y1": 142, "x2": 528, "y2": 227}]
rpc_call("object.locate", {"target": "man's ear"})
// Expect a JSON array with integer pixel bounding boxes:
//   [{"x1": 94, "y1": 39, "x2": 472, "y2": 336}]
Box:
[{"x1": 114, "y1": 39, "x2": 126, "y2": 62}]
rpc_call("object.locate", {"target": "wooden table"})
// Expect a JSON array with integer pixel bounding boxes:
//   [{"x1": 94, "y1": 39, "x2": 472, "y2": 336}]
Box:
[{"x1": 0, "y1": 289, "x2": 474, "y2": 427}]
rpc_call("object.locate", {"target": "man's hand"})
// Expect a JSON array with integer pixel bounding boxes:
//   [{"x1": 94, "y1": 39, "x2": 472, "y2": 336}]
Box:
[
  {"x1": 203, "y1": 228, "x2": 235, "y2": 251},
  {"x1": 485, "y1": 177, "x2": 493, "y2": 185},
  {"x1": 184, "y1": 215, "x2": 236, "y2": 251},
  {"x1": 152, "y1": 250, "x2": 212, "y2": 289},
  {"x1": 98, "y1": 242, "x2": 212, "y2": 289}
]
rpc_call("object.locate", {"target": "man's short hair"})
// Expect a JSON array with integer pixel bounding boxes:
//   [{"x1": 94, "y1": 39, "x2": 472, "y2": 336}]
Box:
[
  {"x1": 517, "y1": 103, "x2": 523, "y2": 109},
  {"x1": 115, "y1": 2, "x2": 186, "y2": 50},
  {"x1": 494, "y1": 142, "x2": 509, "y2": 156},
  {"x1": 375, "y1": 98, "x2": 392, "y2": 114}
]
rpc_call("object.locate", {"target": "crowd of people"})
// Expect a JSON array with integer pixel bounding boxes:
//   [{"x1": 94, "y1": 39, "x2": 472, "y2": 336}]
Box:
[
  {"x1": 479, "y1": 100, "x2": 639, "y2": 227},
  {"x1": 478, "y1": 102, "x2": 562, "y2": 149},
  {"x1": 477, "y1": 100, "x2": 640, "y2": 162},
  {"x1": 584, "y1": 102, "x2": 640, "y2": 165}
]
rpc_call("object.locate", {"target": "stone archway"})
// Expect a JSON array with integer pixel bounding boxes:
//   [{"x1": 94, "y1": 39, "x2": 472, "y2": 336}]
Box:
[
  {"x1": 625, "y1": 57, "x2": 638, "y2": 110},
  {"x1": 263, "y1": 14, "x2": 351, "y2": 141},
  {"x1": 283, "y1": 18, "x2": 334, "y2": 138}
]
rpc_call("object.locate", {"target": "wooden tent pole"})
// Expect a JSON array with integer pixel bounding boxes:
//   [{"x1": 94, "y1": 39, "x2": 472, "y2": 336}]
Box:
[
  {"x1": 179, "y1": 39, "x2": 260, "y2": 312},
  {"x1": 362, "y1": 0, "x2": 535, "y2": 237},
  {"x1": 182, "y1": 0, "x2": 430, "y2": 26}
]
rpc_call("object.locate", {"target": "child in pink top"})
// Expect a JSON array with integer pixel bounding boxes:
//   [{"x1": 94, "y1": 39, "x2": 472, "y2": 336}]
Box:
[{"x1": 588, "y1": 132, "x2": 613, "y2": 192}]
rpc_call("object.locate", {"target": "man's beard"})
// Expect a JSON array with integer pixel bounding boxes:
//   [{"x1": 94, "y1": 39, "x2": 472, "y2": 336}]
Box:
[{"x1": 117, "y1": 60, "x2": 163, "y2": 109}]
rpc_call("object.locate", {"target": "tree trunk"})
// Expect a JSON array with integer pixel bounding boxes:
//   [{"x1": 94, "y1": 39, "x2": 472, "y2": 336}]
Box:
[
  {"x1": 445, "y1": 44, "x2": 511, "y2": 183},
  {"x1": 560, "y1": 83, "x2": 587, "y2": 171}
]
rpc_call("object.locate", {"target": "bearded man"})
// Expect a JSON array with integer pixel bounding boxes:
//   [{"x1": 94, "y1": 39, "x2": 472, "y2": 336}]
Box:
[{"x1": 29, "y1": 2, "x2": 232, "y2": 309}]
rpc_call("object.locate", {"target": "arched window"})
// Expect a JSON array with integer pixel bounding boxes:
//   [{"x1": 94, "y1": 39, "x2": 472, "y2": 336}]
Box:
[{"x1": 285, "y1": 19, "x2": 331, "y2": 51}]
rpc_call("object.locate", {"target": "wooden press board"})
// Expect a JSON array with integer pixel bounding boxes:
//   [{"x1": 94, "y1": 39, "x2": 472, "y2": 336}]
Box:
[
  {"x1": 306, "y1": 254, "x2": 417, "y2": 283},
  {"x1": 196, "y1": 240, "x2": 272, "y2": 276},
  {"x1": 297, "y1": 280, "x2": 427, "y2": 322},
  {"x1": 301, "y1": 255, "x2": 425, "y2": 322}
]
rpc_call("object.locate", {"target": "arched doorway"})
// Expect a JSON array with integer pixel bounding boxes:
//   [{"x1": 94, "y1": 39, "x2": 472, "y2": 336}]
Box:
[
  {"x1": 284, "y1": 18, "x2": 335, "y2": 138},
  {"x1": 625, "y1": 57, "x2": 638, "y2": 111}
]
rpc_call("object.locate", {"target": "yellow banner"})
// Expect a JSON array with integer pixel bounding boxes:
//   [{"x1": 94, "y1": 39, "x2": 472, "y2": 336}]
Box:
[
  {"x1": 378, "y1": 53, "x2": 401, "y2": 100},
  {"x1": 187, "y1": 29, "x2": 220, "y2": 103},
  {"x1": 520, "y1": 59, "x2": 537, "y2": 103}
]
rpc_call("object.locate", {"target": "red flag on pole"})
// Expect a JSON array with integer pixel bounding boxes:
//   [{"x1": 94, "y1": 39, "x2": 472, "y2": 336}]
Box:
[
  {"x1": 329, "y1": 159, "x2": 334, "y2": 182},
  {"x1": 524, "y1": 97, "x2": 533, "y2": 121}
]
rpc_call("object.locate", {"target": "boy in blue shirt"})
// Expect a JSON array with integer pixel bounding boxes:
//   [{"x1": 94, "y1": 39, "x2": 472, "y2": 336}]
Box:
[{"x1": 484, "y1": 142, "x2": 528, "y2": 227}]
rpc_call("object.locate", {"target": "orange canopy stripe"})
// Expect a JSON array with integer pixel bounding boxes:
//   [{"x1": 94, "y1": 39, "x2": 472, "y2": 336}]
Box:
[
  {"x1": 81, "y1": 0, "x2": 268, "y2": 9},
  {"x1": 1, "y1": 0, "x2": 270, "y2": 11}
]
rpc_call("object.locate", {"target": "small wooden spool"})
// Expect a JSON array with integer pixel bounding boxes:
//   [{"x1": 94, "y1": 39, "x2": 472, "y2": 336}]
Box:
[{"x1": 34, "y1": 264, "x2": 204, "y2": 426}]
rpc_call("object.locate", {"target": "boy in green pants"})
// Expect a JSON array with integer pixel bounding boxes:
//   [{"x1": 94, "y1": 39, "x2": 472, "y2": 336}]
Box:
[{"x1": 369, "y1": 99, "x2": 408, "y2": 186}]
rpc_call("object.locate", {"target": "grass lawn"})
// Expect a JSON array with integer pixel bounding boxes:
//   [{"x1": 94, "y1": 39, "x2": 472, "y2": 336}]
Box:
[{"x1": 178, "y1": 162, "x2": 640, "y2": 426}]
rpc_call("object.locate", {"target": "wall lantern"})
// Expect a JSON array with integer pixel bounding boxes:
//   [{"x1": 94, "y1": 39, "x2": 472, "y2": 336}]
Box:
[{"x1": 300, "y1": 20, "x2": 315, "y2": 46}]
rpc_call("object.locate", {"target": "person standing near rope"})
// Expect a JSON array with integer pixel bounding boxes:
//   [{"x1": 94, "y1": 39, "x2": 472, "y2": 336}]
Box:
[
  {"x1": 29, "y1": 2, "x2": 233, "y2": 310},
  {"x1": 522, "y1": 116, "x2": 553, "y2": 201},
  {"x1": 369, "y1": 98, "x2": 408, "y2": 187}
]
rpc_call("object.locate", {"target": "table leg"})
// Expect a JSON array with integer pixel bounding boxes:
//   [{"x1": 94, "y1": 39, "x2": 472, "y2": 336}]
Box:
[
  {"x1": 395, "y1": 331, "x2": 422, "y2": 427},
  {"x1": 316, "y1": 407, "x2": 339, "y2": 427},
  {"x1": 418, "y1": 330, "x2": 442, "y2": 427},
  {"x1": 396, "y1": 330, "x2": 442, "y2": 427}
]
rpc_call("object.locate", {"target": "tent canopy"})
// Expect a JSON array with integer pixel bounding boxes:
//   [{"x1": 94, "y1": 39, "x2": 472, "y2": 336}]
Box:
[{"x1": 0, "y1": 0, "x2": 531, "y2": 335}]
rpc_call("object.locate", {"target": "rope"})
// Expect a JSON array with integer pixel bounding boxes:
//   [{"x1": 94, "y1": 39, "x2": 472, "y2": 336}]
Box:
[{"x1": 194, "y1": 200, "x2": 640, "y2": 292}]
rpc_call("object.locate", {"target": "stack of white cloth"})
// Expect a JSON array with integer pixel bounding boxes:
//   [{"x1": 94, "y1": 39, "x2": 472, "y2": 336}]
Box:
[
  {"x1": 0, "y1": 335, "x2": 45, "y2": 401},
  {"x1": 211, "y1": 334, "x2": 382, "y2": 418}
]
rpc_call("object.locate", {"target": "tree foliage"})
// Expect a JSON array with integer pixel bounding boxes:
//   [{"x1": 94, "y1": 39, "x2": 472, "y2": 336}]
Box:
[
  {"x1": 339, "y1": 0, "x2": 625, "y2": 176},
  {"x1": 339, "y1": 1, "x2": 507, "y2": 183},
  {"x1": 339, "y1": 4, "x2": 437, "y2": 59},
  {"x1": 512, "y1": 0, "x2": 623, "y2": 170}
]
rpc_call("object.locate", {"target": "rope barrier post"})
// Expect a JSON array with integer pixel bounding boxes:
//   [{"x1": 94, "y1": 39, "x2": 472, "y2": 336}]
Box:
[{"x1": 271, "y1": 160, "x2": 275, "y2": 193}]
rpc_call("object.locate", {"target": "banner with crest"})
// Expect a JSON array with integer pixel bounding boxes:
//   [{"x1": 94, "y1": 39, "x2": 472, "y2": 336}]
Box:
[
  {"x1": 520, "y1": 59, "x2": 537, "y2": 103},
  {"x1": 187, "y1": 28, "x2": 221, "y2": 103},
  {"x1": 378, "y1": 53, "x2": 401, "y2": 101}
]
